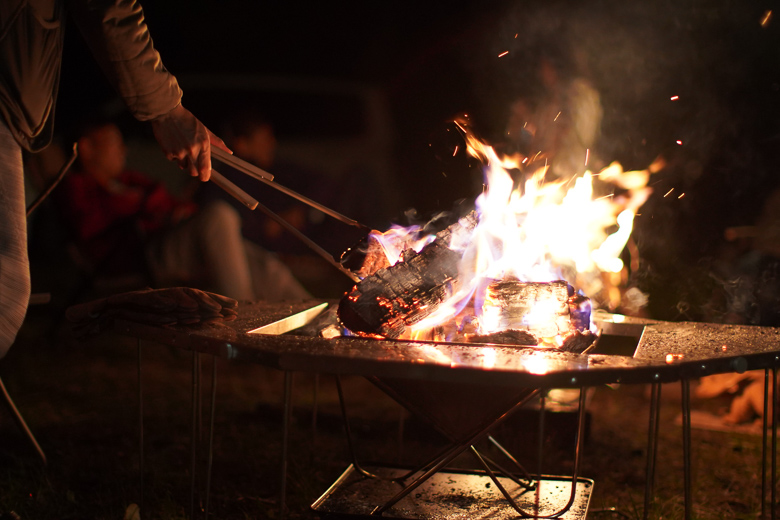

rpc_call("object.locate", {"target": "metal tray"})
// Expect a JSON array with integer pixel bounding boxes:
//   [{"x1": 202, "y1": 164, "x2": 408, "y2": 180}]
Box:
[{"x1": 311, "y1": 464, "x2": 593, "y2": 519}]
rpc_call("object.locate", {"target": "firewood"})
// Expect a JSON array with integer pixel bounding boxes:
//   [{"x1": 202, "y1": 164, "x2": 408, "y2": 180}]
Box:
[
  {"x1": 338, "y1": 212, "x2": 478, "y2": 338},
  {"x1": 481, "y1": 280, "x2": 572, "y2": 339},
  {"x1": 481, "y1": 279, "x2": 591, "y2": 333}
]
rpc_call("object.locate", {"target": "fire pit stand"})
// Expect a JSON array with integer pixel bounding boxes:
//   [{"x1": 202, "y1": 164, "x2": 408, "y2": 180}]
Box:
[
  {"x1": 309, "y1": 377, "x2": 592, "y2": 519},
  {"x1": 107, "y1": 300, "x2": 780, "y2": 520}
]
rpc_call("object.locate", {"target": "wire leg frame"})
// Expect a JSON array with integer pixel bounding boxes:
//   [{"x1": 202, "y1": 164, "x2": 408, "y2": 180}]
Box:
[
  {"x1": 204, "y1": 357, "x2": 218, "y2": 520},
  {"x1": 643, "y1": 382, "x2": 661, "y2": 520},
  {"x1": 336, "y1": 375, "x2": 538, "y2": 488},
  {"x1": 469, "y1": 387, "x2": 588, "y2": 519},
  {"x1": 681, "y1": 378, "x2": 692, "y2": 520},
  {"x1": 137, "y1": 339, "x2": 144, "y2": 515},
  {"x1": 190, "y1": 351, "x2": 200, "y2": 519},
  {"x1": 336, "y1": 376, "x2": 584, "y2": 518},
  {"x1": 761, "y1": 366, "x2": 778, "y2": 520},
  {"x1": 280, "y1": 371, "x2": 293, "y2": 520}
]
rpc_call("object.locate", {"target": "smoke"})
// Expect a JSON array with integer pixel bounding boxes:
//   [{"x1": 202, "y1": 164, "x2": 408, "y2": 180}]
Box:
[
  {"x1": 620, "y1": 287, "x2": 649, "y2": 316},
  {"x1": 464, "y1": 0, "x2": 776, "y2": 171}
]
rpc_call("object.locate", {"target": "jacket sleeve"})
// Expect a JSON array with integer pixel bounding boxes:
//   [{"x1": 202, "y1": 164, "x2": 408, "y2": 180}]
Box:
[{"x1": 66, "y1": 0, "x2": 182, "y2": 121}]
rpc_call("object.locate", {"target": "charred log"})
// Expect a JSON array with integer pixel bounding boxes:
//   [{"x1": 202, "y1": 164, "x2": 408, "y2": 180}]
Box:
[
  {"x1": 338, "y1": 212, "x2": 478, "y2": 338},
  {"x1": 561, "y1": 330, "x2": 598, "y2": 354},
  {"x1": 339, "y1": 233, "x2": 391, "y2": 280},
  {"x1": 465, "y1": 328, "x2": 596, "y2": 354}
]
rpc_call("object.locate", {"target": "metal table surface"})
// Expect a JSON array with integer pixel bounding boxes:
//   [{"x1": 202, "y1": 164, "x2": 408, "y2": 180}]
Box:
[
  {"x1": 107, "y1": 299, "x2": 780, "y2": 520},
  {"x1": 111, "y1": 299, "x2": 780, "y2": 388}
]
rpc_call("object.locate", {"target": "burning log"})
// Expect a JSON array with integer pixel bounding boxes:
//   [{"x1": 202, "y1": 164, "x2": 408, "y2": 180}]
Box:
[
  {"x1": 338, "y1": 211, "x2": 595, "y2": 350},
  {"x1": 338, "y1": 212, "x2": 478, "y2": 339},
  {"x1": 466, "y1": 280, "x2": 595, "y2": 352},
  {"x1": 480, "y1": 279, "x2": 591, "y2": 337}
]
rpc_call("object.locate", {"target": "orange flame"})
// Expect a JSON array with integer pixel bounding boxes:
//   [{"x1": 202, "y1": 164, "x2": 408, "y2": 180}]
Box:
[{"x1": 367, "y1": 124, "x2": 655, "y2": 342}]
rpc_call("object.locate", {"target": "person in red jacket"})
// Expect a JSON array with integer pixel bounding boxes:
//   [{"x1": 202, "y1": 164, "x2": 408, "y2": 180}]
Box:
[{"x1": 58, "y1": 119, "x2": 311, "y2": 302}]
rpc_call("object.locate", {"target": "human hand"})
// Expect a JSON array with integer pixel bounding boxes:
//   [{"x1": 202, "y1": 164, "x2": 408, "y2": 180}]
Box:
[{"x1": 150, "y1": 104, "x2": 232, "y2": 181}]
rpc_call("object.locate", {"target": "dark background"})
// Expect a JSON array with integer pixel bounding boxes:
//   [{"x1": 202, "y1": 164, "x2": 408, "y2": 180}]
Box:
[{"x1": 55, "y1": 0, "x2": 780, "y2": 322}]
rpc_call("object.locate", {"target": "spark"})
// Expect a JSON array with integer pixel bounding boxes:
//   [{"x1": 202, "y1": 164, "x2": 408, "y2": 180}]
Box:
[
  {"x1": 676, "y1": 140, "x2": 683, "y2": 145},
  {"x1": 554, "y1": 111, "x2": 561, "y2": 122},
  {"x1": 670, "y1": 95, "x2": 679, "y2": 101},
  {"x1": 442, "y1": 172, "x2": 447, "y2": 177},
  {"x1": 585, "y1": 148, "x2": 590, "y2": 166},
  {"x1": 595, "y1": 194, "x2": 615, "y2": 201},
  {"x1": 664, "y1": 188, "x2": 674, "y2": 197},
  {"x1": 761, "y1": 10, "x2": 772, "y2": 27},
  {"x1": 453, "y1": 145, "x2": 459, "y2": 157},
  {"x1": 498, "y1": 51, "x2": 509, "y2": 58},
  {"x1": 514, "y1": 33, "x2": 518, "y2": 38},
  {"x1": 522, "y1": 157, "x2": 528, "y2": 164},
  {"x1": 678, "y1": 193, "x2": 685, "y2": 199}
]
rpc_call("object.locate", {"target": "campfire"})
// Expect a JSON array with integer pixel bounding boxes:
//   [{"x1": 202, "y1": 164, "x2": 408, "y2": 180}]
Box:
[{"x1": 338, "y1": 120, "x2": 657, "y2": 352}]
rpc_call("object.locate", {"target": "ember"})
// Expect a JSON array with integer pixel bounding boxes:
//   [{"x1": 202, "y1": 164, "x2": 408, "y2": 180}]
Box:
[{"x1": 338, "y1": 122, "x2": 653, "y2": 350}]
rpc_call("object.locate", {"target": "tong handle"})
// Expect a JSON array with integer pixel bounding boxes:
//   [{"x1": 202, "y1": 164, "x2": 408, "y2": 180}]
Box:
[
  {"x1": 210, "y1": 169, "x2": 259, "y2": 210},
  {"x1": 211, "y1": 148, "x2": 370, "y2": 232},
  {"x1": 212, "y1": 147, "x2": 273, "y2": 181}
]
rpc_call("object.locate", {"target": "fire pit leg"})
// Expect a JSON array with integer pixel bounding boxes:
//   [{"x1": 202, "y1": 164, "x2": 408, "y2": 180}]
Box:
[
  {"x1": 487, "y1": 436, "x2": 535, "y2": 486},
  {"x1": 470, "y1": 388, "x2": 588, "y2": 519},
  {"x1": 537, "y1": 389, "x2": 546, "y2": 485},
  {"x1": 773, "y1": 366, "x2": 778, "y2": 520},
  {"x1": 190, "y1": 351, "x2": 200, "y2": 520},
  {"x1": 643, "y1": 382, "x2": 661, "y2": 520},
  {"x1": 335, "y1": 376, "x2": 411, "y2": 482},
  {"x1": 371, "y1": 390, "x2": 541, "y2": 516},
  {"x1": 204, "y1": 356, "x2": 218, "y2": 520},
  {"x1": 312, "y1": 373, "x2": 319, "y2": 440},
  {"x1": 681, "y1": 378, "x2": 692, "y2": 520},
  {"x1": 762, "y1": 369, "x2": 769, "y2": 520},
  {"x1": 137, "y1": 338, "x2": 144, "y2": 516},
  {"x1": 335, "y1": 374, "x2": 452, "y2": 482},
  {"x1": 280, "y1": 371, "x2": 293, "y2": 520}
]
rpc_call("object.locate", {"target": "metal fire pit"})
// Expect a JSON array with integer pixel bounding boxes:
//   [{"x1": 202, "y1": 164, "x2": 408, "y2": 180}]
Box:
[
  {"x1": 311, "y1": 374, "x2": 590, "y2": 519},
  {"x1": 312, "y1": 466, "x2": 593, "y2": 520},
  {"x1": 110, "y1": 300, "x2": 780, "y2": 520}
]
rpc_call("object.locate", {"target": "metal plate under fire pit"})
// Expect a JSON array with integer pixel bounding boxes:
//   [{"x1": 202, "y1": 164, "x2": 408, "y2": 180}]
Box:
[{"x1": 311, "y1": 465, "x2": 593, "y2": 519}]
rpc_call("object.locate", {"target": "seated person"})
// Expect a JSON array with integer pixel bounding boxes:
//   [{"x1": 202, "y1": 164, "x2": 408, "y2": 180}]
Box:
[
  {"x1": 56, "y1": 117, "x2": 311, "y2": 302},
  {"x1": 196, "y1": 110, "x2": 336, "y2": 253}
]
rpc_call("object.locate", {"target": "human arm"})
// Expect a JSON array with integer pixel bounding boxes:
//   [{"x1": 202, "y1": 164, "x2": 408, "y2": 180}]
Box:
[
  {"x1": 150, "y1": 103, "x2": 230, "y2": 182},
  {"x1": 67, "y1": 0, "x2": 231, "y2": 180}
]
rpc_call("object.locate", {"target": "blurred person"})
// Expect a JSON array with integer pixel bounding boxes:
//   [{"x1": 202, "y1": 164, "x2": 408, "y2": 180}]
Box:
[
  {"x1": 197, "y1": 111, "x2": 335, "y2": 251},
  {"x1": 505, "y1": 51, "x2": 603, "y2": 180},
  {"x1": 0, "y1": 0, "x2": 226, "y2": 359},
  {"x1": 56, "y1": 119, "x2": 311, "y2": 302}
]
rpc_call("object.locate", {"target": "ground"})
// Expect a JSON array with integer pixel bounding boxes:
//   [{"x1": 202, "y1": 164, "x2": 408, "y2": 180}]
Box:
[{"x1": 0, "y1": 307, "x2": 773, "y2": 520}]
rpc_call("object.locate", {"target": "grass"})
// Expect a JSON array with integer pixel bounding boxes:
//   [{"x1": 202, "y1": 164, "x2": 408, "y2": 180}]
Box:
[{"x1": 0, "y1": 307, "x2": 775, "y2": 519}]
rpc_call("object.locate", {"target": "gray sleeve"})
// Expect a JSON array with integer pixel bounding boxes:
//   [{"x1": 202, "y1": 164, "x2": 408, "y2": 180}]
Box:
[{"x1": 67, "y1": 0, "x2": 183, "y2": 121}]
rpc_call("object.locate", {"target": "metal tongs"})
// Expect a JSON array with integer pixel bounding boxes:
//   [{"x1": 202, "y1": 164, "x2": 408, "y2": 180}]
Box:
[{"x1": 209, "y1": 147, "x2": 365, "y2": 282}]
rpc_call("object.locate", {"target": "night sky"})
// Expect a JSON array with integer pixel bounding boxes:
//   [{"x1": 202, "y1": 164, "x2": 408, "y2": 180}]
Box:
[{"x1": 55, "y1": 0, "x2": 780, "y2": 322}]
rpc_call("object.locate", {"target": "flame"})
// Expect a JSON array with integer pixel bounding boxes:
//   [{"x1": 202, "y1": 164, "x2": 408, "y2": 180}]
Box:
[
  {"x1": 365, "y1": 124, "x2": 654, "y2": 343},
  {"x1": 370, "y1": 225, "x2": 434, "y2": 265}
]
